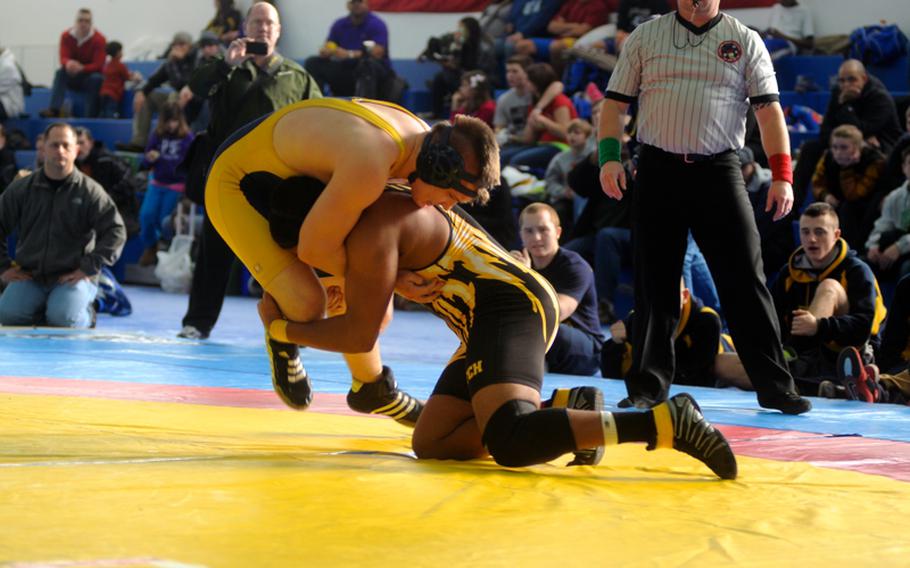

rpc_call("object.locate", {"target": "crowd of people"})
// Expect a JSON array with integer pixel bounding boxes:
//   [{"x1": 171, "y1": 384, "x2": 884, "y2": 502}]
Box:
[{"x1": 1, "y1": 0, "x2": 909, "y2": 472}]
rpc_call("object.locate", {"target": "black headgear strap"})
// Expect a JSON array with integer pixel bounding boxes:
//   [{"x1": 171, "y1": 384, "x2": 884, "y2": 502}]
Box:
[{"x1": 408, "y1": 126, "x2": 480, "y2": 197}]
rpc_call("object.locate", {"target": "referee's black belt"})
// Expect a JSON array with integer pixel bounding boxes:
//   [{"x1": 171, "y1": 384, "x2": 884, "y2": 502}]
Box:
[{"x1": 644, "y1": 145, "x2": 735, "y2": 164}]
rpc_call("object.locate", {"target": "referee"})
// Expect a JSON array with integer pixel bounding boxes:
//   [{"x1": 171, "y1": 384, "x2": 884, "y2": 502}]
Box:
[{"x1": 597, "y1": 0, "x2": 811, "y2": 414}]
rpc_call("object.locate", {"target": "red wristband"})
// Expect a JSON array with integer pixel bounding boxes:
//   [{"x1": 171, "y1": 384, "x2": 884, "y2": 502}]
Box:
[{"x1": 768, "y1": 153, "x2": 793, "y2": 184}]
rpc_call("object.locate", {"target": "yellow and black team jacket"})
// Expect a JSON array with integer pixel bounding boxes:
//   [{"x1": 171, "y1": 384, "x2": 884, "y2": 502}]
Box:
[
  {"x1": 601, "y1": 295, "x2": 734, "y2": 387},
  {"x1": 770, "y1": 238, "x2": 887, "y2": 355}
]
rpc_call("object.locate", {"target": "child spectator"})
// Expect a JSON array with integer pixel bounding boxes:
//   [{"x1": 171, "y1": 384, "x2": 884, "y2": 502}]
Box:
[
  {"x1": 449, "y1": 70, "x2": 496, "y2": 127},
  {"x1": 866, "y1": 147, "x2": 910, "y2": 280},
  {"x1": 138, "y1": 102, "x2": 194, "y2": 266},
  {"x1": 812, "y1": 124, "x2": 887, "y2": 251},
  {"x1": 542, "y1": 118, "x2": 593, "y2": 236},
  {"x1": 99, "y1": 41, "x2": 140, "y2": 118}
]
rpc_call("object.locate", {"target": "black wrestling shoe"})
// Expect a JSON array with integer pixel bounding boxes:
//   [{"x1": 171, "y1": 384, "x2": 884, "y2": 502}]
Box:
[
  {"x1": 266, "y1": 335, "x2": 312, "y2": 410},
  {"x1": 550, "y1": 386, "x2": 605, "y2": 466},
  {"x1": 758, "y1": 391, "x2": 812, "y2": 415},
  {"x1": 346, "y1": 366, "x2": 423, "y2": 427},
  {"x1": 649, "y1": 393, "x2": 738, "y2": 480}
]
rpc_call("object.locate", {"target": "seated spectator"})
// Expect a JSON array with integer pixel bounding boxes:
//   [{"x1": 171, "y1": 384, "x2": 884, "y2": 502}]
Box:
[
  {"x1": 137, "y1": 102, "x2": 194, "y2": 266},
  {"x1": 811, "y1": 124, "x2": 887, "y2": 251},
  {"x1": 761, "y1": 0, "x2": 814, "y2": 60},
  {"x1": 541, "y1": 117, "x2": 594, "y2": 235},
  {"x1": 498, "y1": 0, "x2": 564, "y2": 64},
  {"x1": 793, "y1": 59, "x2": 902, "y2": 201},
  {"x1": 0, "y1": 123, "x2": 126, "y2": 328},
  {"x1": 117, "y1": 32, "x2": 198, "y2": 152},
  {"x1": 602, "y1": 279, "x2": 733, "y2": 387},
  {"x1": 205, "y1": 0, "x2": 243, "y2": 46},
  {"x1": 865, "y1": 147, "x2": 910, "y2": 280},
  {"x1": 179, "y1": 32, "x2": 223, "y2": 132},
  {"x1": 425, "y1": 16, "x2": 497, "y2": 119},
  {"x1": 304, "y1": 0, "x2": 398, "y2": 100},
  {"x1": 479, "y1": 0, "x2": 514, "y2": 41},
  {"x1": 502, "y1": 62, "x2": 578, "y2": 174},
  {"x1": 0, "y1": 46, "x2": 25, "y2": 121},
  {"x1": 74, "y1": 127, "x2": 141, "y2": 237},
  {"x1": 449, "y1": 70, "x2": 496, "y2": 127},
  {"x1": 493, "y1": 55, "x2": 562, "y2": 151},
  {"x1": 511, "y1": 203, "x2": 605, "y2": 376},
  {"x1": 739, "y1": 147, "x2": 793, "y2": 281},
  {"x1": 98, "y1": 41, "x2": 141, "y2": 118},
  {"x1": 40, "y1": 8, "x2": 106, "y2": 118},
  {"x1": 716, "y1": 203, "x2": 887, "y2": 395},
  {"x1": 512, "y1": 0, "x2": 610, "y2": 75}
]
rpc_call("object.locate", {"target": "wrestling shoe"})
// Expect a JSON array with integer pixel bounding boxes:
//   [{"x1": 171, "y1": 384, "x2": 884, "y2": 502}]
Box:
[
  {"x1": 550, "y1": 386, "x2": 605, "y2": 466},
  {"x1": 758, "y1": 391, "x2": 812, "y2": 415},
  {"x1": 267, "y1": 335, "x2": 312, "y2": 410},
  {"x1": 347, "y1": 366, "x2": 423, "y2": 427},
  {"x1": 838, "y1": 346, "x2": 882, "y2": 403},
  {"x1": 649, "y1": 393, "x2": 738, "y2": 480}
]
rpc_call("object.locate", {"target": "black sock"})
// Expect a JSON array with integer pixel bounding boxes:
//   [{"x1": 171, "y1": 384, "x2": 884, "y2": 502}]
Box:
[{"x1": 613, "y1": 410, "x2": 657, "y2": 445}]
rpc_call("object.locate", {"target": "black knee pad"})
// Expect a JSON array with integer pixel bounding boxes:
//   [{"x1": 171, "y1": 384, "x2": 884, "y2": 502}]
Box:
[{"x1": 481, "y1": 399, "x2": 576, "y2": 468}]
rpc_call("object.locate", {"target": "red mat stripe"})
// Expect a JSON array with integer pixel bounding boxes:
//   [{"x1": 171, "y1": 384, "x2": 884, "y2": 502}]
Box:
[{"x1": 2, "y1": 376, "x2": 908, "y2": 482}]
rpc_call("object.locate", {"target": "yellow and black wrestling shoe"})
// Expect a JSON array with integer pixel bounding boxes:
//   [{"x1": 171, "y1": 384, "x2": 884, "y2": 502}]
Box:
[
  {"x1": 266, "y1": 335, "x2": 312, "y2": 410},
  {"x1": 347, "y1": 366, "x2": 423, "y2": 427},
  {"x1": 550, "y1": 386, "x2": 605, "y2": 466},
  {"x1": 649, "y1": 393, "x2": 737, "y2": 480}
]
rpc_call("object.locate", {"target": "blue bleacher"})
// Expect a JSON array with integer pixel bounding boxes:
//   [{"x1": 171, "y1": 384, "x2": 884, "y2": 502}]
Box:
[
  {"x1": 391, "y1": 59, "x2": 438, "y2": 114},
  {"x1": 774, "y1": 54, "x2": 910, "y2": 93}
]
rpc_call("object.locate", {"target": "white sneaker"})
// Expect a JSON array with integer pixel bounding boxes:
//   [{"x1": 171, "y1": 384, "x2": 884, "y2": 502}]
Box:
[{"x1": 177, "y1": 325, "x2": 209, "y2": 339}]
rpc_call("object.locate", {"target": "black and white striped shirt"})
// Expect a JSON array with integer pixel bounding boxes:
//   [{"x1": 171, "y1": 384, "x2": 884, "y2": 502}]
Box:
[{"x1": 606, "y1": 12, "x2": 779, "y2": 155}]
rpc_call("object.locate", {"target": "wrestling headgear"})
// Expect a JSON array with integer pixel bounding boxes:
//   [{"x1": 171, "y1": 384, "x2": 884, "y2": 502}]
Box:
[{"x1": 409, "y1": 126, "x2": 479, "y2": 197}]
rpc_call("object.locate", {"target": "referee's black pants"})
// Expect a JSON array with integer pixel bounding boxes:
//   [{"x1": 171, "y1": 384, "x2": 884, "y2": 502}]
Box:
[{"x1": 627, "y1": 145, "x2": 798, "y2": 404}]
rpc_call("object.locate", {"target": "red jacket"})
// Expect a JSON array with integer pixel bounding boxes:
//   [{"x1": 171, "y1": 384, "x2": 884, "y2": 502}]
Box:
[
  {"x1": 100, "y1": 58, "x2": 130, "y2": 101},
  {"x1": 59, "y1": 28, "x2": 107, "y2": 74}
]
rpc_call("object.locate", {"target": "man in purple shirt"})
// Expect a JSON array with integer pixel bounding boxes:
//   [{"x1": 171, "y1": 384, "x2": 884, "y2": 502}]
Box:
[{"x1": 304, "y1": 0, "x2": 396, "y2": 98}]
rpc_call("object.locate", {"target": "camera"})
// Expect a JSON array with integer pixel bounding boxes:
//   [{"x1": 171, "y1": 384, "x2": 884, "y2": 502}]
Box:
[{"x1": 246, "y1": 41, "x2": 268, "y2": 55}]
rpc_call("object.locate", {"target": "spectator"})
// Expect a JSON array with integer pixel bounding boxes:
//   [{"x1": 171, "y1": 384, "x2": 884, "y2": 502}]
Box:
[
  {"x1": 865, "y1": 147, "x2": 910, "y2": 280},
  {"x1": 40, "y1": 8, "x2": 106, "y2": 118},
  {"x1": 503, "y1": 62, "x2": 577, "y2": 174},
  {"x1": 137, "y1": 102, "x2": 194, "y2": 266},
  {"x1": 0, "y1": 123, "x2": 126, "y2": 328},
  {"x1": 0, "y1": 46, "x2": 25, "y2": 121},
  {"x1": 513, "y1": 0, "x2": 610, "y2": 75},
  {"x1": 563, "y1": 98, "x2": 632, "y2": 324},
  {"x1": 178, "y1": 2, "x2": 321, "y2": 340},
  {"x1": 542, "y1": 117, "x2": 593, "y2": 234},
  {"x1": 718, "y1": 203, "x2": 887, "y2": 395},
  {"x1": 739, "y1": 146, "x2": 793, "y2": 280},
  {"x1": 811, "y1": 124, "x2": 887, "y2": 251},
  {"x1": 117, "y1": 32, "x2": 198, "y2": 152},
  {"x1": 425, "y1": 16, "x2": 497, "y2": 119},
  {"x1": 498, "y1": 0, "x2": 564, "y2": 63},
  {"x1": 493, "y1": 55, "x2": 562, "y2": 151},
  {"x1": 304, "y1": 0, "x2": 398, "y2": 100},
  {"x1": 74, "y1": 126, "x2": 141, "y2": 237},
  {"x1": 98, "y1": 41, "x2": 141, "y2": 119},
  {"x1": 181, "y1": 32, "x2": 224, "y2": 133},
  {"x1": 875, "y1": 274, "x2": 910, "y2": 373},
  {"x1": 204, "y1": 0, "x2": 243, "y2": 46},
  {"x1": 511, "y1": 203, "x2": 605, "y2": 375},
  {"x1": 793, "y1": 59, "x2": 902, "y2": 202},
  {"x1": 761, "y1": 0, "x2": 814, "y2": 60},
  {"x1": 479, "y1": 0, "x2": 514, "y2": 41},
  {"x1": 603, "y1": 280, "x2": 732, "y2": 388},
  {"x1": 450, "y1": 70, "x2": 496, "y2": 127}
]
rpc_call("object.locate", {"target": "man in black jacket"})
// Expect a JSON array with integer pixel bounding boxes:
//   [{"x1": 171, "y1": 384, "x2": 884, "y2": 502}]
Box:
[{"x1": 74, "y1": 126, "x2": 141, "y2": 236}]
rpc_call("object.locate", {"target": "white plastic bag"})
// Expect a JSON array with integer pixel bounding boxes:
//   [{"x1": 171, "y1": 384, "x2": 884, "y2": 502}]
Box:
[{"x1": 155, "y1": 234, "x2": 194, "y2": 293}]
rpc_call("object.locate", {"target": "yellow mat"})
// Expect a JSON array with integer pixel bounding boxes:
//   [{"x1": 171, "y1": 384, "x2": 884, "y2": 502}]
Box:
[{"x1": 1, "y1": 393, "x2": 908, "y2": 567}]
